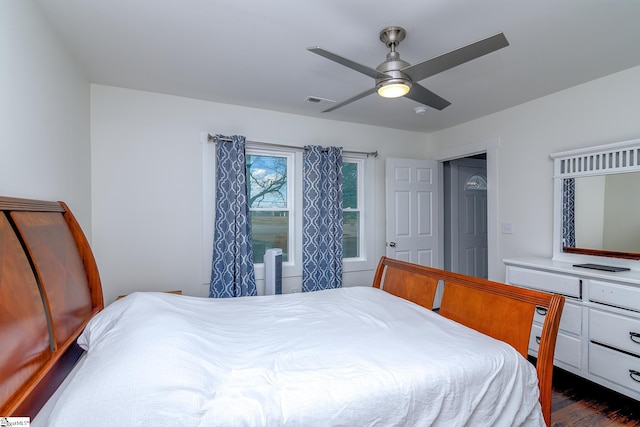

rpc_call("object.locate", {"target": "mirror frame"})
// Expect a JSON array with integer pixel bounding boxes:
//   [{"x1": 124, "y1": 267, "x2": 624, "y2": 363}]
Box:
[{"x1": 551, "y1": 138, "x2": 640, "y2": 264}]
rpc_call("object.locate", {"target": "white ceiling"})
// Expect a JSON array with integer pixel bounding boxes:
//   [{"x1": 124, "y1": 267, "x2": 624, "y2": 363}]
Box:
[{"x1": 35, "y1": 0, "x2": 640, "y2": 133}]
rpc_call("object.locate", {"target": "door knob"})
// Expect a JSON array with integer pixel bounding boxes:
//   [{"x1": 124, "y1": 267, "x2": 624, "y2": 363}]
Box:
[{"x1": 388, "y1": 242, "x2": 396, "y2": 247}]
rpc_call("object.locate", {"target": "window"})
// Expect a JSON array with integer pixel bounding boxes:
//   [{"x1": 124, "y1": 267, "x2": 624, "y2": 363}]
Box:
[
  {"x1": 203, "y1": 141, "x2": 374, "y2": 283},
  {"x1": 342, "y1": 158, "x2": 362, "y2": 259},
  {"x1": 246, "y1": 149, "x2": 369, "y2": 266},
  {"x1": 246, "y1": 150, "x2": 294, "y2": 264}
]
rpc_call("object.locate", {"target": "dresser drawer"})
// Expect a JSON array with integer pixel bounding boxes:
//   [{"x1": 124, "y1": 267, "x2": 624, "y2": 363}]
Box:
[
  {"x1": 589, "y1": 343, "x2": 640, "y2": 395},
  {"x1": 589, "y1": 309, "x2": 640, "y2": 356},
  {"x1": 530, "y1": 324, "x2": 582, "y2": 369},
  {"x1": 534, "y1": 300, "x2": 581, "y2": 335},
  {"x1": 508, "y1": 266, "x2": 581, "y2": 298},
  {"x1": 588, "y1": 280, "x2": 640, "y2": 312}
]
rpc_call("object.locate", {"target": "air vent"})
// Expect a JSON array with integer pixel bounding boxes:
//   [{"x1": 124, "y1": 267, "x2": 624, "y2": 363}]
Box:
[{"x1": 305, "y1": 96, "x2": 336, "y2": 104}]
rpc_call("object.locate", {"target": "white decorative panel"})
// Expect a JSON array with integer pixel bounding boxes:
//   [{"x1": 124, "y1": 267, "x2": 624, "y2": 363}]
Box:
[
  {"x1": 396, "y1": 251, "x2": 411, "y2": 263},
  {"x1": 464, "y1": 247, "x2": 476, "y2": 274},
  {"x1": 480, "y1": 197, "x2": 488, "y2": 234},
  {"x1": 416, "y1": 167, "x2": 433, "y2": 184},
  {"x1": 394, "y1": 166, "x2": 411, "y2": 183},
  {"x1": 394, "y1": 191, "x2": 410, "y2": 236},
  {"x1": 552, "y1": 138, "x2": 640, "y2": 178},
  {"x1": 417, "y1": 249, "x2": 433, "y2": 267},
  {"x1": 481, "y1": 247, "x2": 488, "y2": 278},
  {"x1": 417, "y1": 191, "x2": 432, "y2": 236},
  {"x1": 465, "y1": 196, "x2": 475, "y2": 234}
]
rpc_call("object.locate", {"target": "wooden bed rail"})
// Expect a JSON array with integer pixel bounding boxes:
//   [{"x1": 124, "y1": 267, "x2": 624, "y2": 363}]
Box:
[{"x1": 373, "y1": 256, "x2": 565, "y2": 426}]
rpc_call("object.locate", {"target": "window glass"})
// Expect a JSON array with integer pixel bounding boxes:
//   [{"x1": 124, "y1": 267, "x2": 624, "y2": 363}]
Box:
[
  {"x1": 247, "y1": 155, "x2": 287, "y2": 208},
  {"x1": 342, "y1": 162, "x2": 358, "y2": 209},
  {"x1": 343, "y1": 211, "x2": 359, "y2": 258},
  {"x1": 342, "y1": 161, "x2": 360, "y2": 258},
  {"x1": 247, "y1": 154, "x2": 289, "y2": 263},
  {"x1": 250, "y1": 211, "x2": 289, "y2": 263}
]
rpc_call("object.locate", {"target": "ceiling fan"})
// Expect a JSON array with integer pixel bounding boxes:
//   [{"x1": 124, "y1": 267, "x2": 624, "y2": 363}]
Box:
[{"x1": 308, "y1": 27, "x2": 509, "y2": 113}]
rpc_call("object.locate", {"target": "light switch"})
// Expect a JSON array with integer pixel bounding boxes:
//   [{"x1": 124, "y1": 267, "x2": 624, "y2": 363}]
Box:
[{"x1": 501, "y1": 222, "x2": 513, "y2": 234}]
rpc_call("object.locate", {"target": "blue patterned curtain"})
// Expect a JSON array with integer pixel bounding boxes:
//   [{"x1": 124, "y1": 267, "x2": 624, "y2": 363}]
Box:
[
  {"x1": 302, "y1": 145, "x2": 343, "y2": 292},
  {"x1": 209, "y1": 135, "x2": 257, "y2": 298},
  {"x1": 562, "y1": 178, "x2": 576, "y2": 247}
]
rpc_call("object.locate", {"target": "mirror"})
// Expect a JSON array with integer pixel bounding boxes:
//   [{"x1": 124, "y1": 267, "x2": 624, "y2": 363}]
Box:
[
  {"x1": 562, "y1": 171, "x2": 640, "y2": 259},
  {"x1": 552, "y1": 138, "x2": 640, "y2": 263}
]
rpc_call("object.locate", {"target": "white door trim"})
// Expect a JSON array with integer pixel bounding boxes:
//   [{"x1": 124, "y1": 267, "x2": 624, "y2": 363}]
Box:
[{"x1": 434, "y1": 138, "x2": 500, "y2": 280}]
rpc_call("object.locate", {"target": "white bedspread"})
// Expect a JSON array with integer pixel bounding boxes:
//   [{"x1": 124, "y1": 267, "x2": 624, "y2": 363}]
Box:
[{"x1": 44, "y1": 287, "x2": 544, "y2": 426}]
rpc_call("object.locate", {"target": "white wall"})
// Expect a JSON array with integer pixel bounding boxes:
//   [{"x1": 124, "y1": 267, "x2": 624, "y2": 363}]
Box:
[
  {"x1": 0, "y1": 0, "x2": 91, "y2": 231},
  {"x1": 90, "y1": 85, "x2": 429, "y2": 303},
  {"x1": 427, "y1": 65, "x2": 640, "y2": 281},
  {"x1": 11, "y1": 0, "x2": 640, "y2": 300}
]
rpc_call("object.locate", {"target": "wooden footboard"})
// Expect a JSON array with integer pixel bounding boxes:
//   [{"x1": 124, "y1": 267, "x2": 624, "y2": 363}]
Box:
[
  {"x1": 372, "y1": 256, "x2": 440, "y2": 310},
  {"x1": 373, "y1": 257, "x2": 564, "y2": 426}
]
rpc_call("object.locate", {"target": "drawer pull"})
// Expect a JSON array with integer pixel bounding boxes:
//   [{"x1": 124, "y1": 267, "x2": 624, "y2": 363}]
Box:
[
  {"x1": 535, "y1": 336, "x2": 541, "y2": 345},
  {"x1": 630, "y1": 370, "x2": 640, "y2": 383},
  {"x1": 535, "y1": 306, "x2": 548, "y2": 316},
  {"x1": 631, "y1": 332, "x2": 640, "y2": 344}
]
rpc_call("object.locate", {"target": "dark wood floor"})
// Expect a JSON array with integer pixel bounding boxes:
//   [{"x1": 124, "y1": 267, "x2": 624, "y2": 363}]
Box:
[{"x1": 551, "y1": 368, "x2": 640, "y2": 426}]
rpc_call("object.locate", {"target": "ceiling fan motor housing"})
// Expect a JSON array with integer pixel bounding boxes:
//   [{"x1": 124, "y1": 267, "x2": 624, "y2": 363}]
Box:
[
  {"x1": 376, "y1": 58, "x2": 412, "y2": 86},
  {"x1": 376, "y1": 27, "x2": 412, "y2": 89}
]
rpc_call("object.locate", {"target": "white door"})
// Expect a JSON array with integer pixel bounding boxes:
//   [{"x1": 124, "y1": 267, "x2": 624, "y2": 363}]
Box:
[
  {"x1": 452, "y1": 160, "x2": 488, "y2": 278},
  {"x1": 385, "y1": 158, "x2": 440, "y2": 267}
]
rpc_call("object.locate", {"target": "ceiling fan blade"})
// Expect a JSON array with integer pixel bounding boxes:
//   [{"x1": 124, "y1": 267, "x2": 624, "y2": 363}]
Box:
[
  {"x1": 308, "y1": 47, "x2": 386, "y2": 80},
  {"x1": 404, "y1": 83, "x2": 451, "y2": 110},
  {"x1": 322, "y1": 87, "x2": 377, "y2": 113},
  {"x1": 402, "y1": 33, "x2": 509, "y2": 82}
]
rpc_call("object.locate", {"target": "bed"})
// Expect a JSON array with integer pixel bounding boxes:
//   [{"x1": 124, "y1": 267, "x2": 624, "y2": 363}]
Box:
[{"x1": 0, "y1": 196, "x2": 564, "y2": 426}]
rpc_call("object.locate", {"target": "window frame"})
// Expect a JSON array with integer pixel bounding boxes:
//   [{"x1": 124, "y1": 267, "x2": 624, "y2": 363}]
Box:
[
  {"x1": 342, "y1": 153, "x2": 375, "y2": 273},
  {"x1": 246, "y1": 145, "x2": 302, "y2": 280}
]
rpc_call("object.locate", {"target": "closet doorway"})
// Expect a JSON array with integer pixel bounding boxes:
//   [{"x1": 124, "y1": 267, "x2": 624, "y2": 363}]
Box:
[{"x1": 443, "y1": 154, "x2": 488, "y2": 278}]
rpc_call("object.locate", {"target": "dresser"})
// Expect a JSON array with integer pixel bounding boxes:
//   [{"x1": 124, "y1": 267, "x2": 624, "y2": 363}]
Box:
[{"x1": 504, "y1": 257, "x2": 640, "y2": 401}]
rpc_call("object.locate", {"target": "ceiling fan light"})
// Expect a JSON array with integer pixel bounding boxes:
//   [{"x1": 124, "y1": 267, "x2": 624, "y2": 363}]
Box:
[{"x1": 377, "y1": 81, "x2": 410, "y2": 98}]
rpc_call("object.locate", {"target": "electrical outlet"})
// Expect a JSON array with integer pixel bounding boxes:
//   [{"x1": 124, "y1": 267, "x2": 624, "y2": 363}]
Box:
[{"x1": 501, "y1": 222, "x2": 513, "y2": 234}]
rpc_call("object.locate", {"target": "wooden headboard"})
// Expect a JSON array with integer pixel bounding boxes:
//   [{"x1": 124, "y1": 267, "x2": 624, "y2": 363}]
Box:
[
  {"x1": 373, "y1": 256, "x2": 565, "y2": 426},
  {"x1": 0, "y1": 196, "x2": 103, "y2": 418}
]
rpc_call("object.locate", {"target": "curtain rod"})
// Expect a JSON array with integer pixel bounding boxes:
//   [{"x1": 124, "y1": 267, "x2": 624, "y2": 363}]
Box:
[{"x1": 208, "y1": 134, "x2": 378, "y2": 158}]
